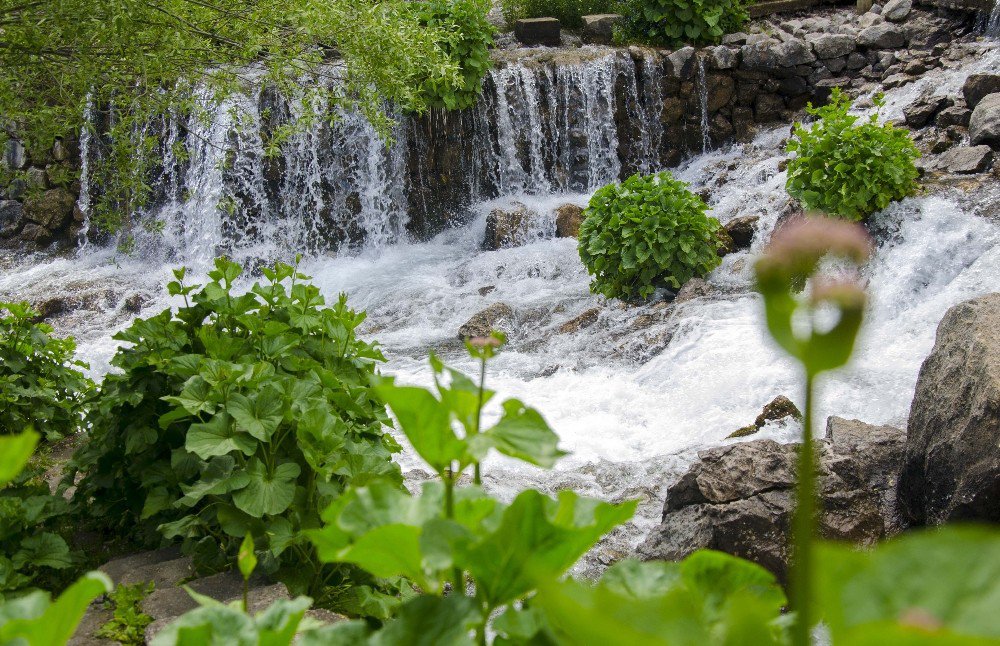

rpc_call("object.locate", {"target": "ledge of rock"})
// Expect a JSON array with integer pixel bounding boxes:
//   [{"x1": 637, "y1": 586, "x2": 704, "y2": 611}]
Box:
[
  {"x1": 514, "y1": 18, "x2": 561, "y2": 47},
  {"x1": 899, "y1": 292, "x2": 1000, "y2": 526},
  {"x1": 639, "y1": 416, "x2": 906, "y2": 581}
]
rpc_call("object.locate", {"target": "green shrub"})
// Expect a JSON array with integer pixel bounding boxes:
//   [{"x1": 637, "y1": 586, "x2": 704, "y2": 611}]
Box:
[
  {"x1": 619, "y1": 0, "x2": 748, "y2": 46},
  {"x1": 578, "y1": 172, "x2": 725, "y2": 301},
  {"x1": 68, "y1": 258, "x2": 402, "y2": 590},
  {"x1": 0, "y1": 302, "x2": 93, "y2": 440},
  {"x1": 785, "y1": 89, "x2": 920, "y2": 221},
  {"x1": 500, "y1": 0, "x2": 620, "y2": 29},
  {"x1": 415, "y1": 0, "x2": 495, "y2": 111}
]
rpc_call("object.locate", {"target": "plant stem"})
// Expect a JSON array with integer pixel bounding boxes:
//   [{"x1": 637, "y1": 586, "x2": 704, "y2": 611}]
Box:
[
  {"x1": 444, "y1": 465, "x2": 464, "y2": 595},
  {"x1": 242, "y1": 579, "x2": 249, "y2": 614},
  {"x1": 473, "y1": 355, "x2": 487, "y2": 486},
  {"x1": 790, "y1": 371, "x2": 816, "y2": 646}
]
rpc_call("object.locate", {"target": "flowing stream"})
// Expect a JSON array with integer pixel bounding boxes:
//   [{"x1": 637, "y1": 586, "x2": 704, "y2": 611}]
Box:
[{"x1": 2, "y1": 41, "x2": 1000, "y2": 569}]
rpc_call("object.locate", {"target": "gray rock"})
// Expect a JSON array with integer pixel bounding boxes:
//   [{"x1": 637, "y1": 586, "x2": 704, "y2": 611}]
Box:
[
  {"x1": 881, "y1": 0, "x2": 912, "y2": 22},
  {"x1": 0, "y1": 200, "x2": 24, "y2": 237},
  {"x1": 4, "y1": 139, "x2": 27, "y2": 170},
  {"x1": 857, "y1": 23, "x2": 905, "y2": 49},
  {"x1": 581, "y1": 14, "x2": 621, "y2": 45},
  {"x1": 19, "y1": 222, "x2": 51, "y2": 244},
  {"x1": 555, "y1": 203, "x2": 584, "y2": 238},
  {"x1": 722, "y1": 32, "x2": 748, "y2": 46},
  {"x1": 458, "y1": 302, "x2": 515, "y2": 339},
  {"x1": 706, "y1": 45, "x2": 738, "y2": 70},
  {"x1": 808, "y1": 33, "x2": 856, "y2": 59},
  {"x1": 24, "y1": 188, "x2": 75, "y2": 231},
  {"x1": 668, "y1": 46, "x2": 697, "y2": 78},
  {"x1": 514, "y1": 18, "x2": 560, "y2": 47},
  {"x1": 882, "y1": 73, "x2": 915, "y2": 90},
  {"x1": 858, "y1": 12, "x2": 884, "y2": 29},
  {"x1": 899, "y1": 293, "x2": 1000, "y2": 525},
  {"x1": 25, "y1": 167, "x2": 48, "y2": 190},
  {"x1": 483, "y1": 203, "x2": 538, "y2": 250},
  {"x1": 741, "y1": 39, "x2": 815, "y2": 70},
  {"x1": 99, "y1": 547, "x2": 183, "y2": 585},
  {"x1": 674, "y1": 277, "x2": 714, "y2": 304},
  {"x1": 559, "y1": 307, "x2": 601, "y2": 334},
  {"x1": 754, "y1": 93, "x2": 785, "y2": 122},
  {"x1": 935, "y1": 105, "x2": 971, "y2": 128},
  {"x1": 963, "y1": 74, "x2": 1000, "y2": 109},
  {"x1": 846, "y1": 52, "x2": 868, "y2": 70},
  {"x1": 970, "y1": 93, "x2": 1000, "y2": 148},
  {"x1": 639, "y1": 416, "x2": 906, "y2": 580},
  {"x1": 723, "y1": 215, "x2": 759, "y2": 249},
  {"x1": 938, "y1": 145, "x2": 993, "y2": 174},
  {"x1": 903, "y1": 94, "x2": 950, "y2": 128}
]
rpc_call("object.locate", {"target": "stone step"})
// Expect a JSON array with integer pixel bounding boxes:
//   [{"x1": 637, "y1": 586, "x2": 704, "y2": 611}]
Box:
[
  {"x1": 143, "y1": 579, "x2": 290, "y2": 641},
  {"x1": 98, "y1": 546, "x2": 183, "y2": 586}
]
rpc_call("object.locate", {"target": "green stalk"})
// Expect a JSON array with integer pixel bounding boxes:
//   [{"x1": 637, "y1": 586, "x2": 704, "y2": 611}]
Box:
[
  {"x1": 473, "y1": 355, "x2": 487, "y2": 486},
  {"x1": 790, "y1": 371, "x2": 816, "y2": 646},
  {"x1": 444, "y1": 465, "x2": 464, "y2": 595}
]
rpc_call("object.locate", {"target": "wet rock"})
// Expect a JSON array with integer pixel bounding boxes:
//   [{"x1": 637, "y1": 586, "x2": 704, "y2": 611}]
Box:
[
  {"x1": 857, "y1": 23, "x2": 905, "y2": 49},
  {"x1": 0, "y1": 200, "x2": 24, "y2": 237},
  {"x1": 640, "y1": 417, "x2": 906, "y2": 581},
  {"x1": 478, "y1": 285, "x2": 496, "y2": 296},
  {"x1": 715, "y1": 227, "x2": 737, "y2": 256},
  {"x1": 755, "y1": 395, "x2": 803, "y2": 428},
  {"x1": 882, "y1": 73, "x2": 915, "y2": 90},
  {"x1": 483, "y1": 203, "x2": 537, "y2": 250},
  {"x1": 727, "y1": 425, "x2": 759, "y2": 439},
  {"x1": 668, "y1": 46, "x2": 697, "y2": 78},
  {"x1": 899, "y1": 293, "x2": 1000, "y2": 526},
  {"x1": 515, "y1": 18, "x2": 561, "y2": 47},
  {"x1": 741, "y1": 39, "x2": 815, "y2": 70},
  {"x1": 903, "y1": 94, "x2": 950, "y2": 128},
  {"x1": 807, "y1": 34, "x2": 856, "y2": 59},
  {"x1": 674, "y1": 277, "x2": 713, "y2": 303},
  {"x1": 962, "y1": 74, "x2": 1000, "y2": 109},
  {"x1": 4, "y1": 140, "x2": 27, "y2": 170},
  {"x1": 706, "y1": 74, "x2": 735, "y2": 112},
  {"x1": 25, "y1": 167, "x2": 48, "y2": 190},
  {"x1": 846, "y1": 52, "x2": 868, "y2": 70},
  {"x1": 881, "y1": 0, "x2": 911, "y2": 21},
  {"x1": 555, "y1": 203, "x2": 585, "y2": 238},
  {"x1": 754, "y1": 93, "x2": 785, "y2": 122},
  {"x1": 935, "y1": 105, "x2": 971, "y2": 128},
  {"x1": 24, "y1": 188, "x2": 75, "y2": 231},
  {"x1": 19, "y1": 223, "x2": 51, "y2": 244},
  {"x1": 970, "y1": 93, "x2": 1000, "y2": 149},
  {"x1": 724, "y1": 215, "x2": 759, "y2": 249},
  {"x1": 458, "y1": 302, "x2": 515, "y2": 339},
  {"x1": 581, "y1": 14, "x2": 620, "y2": 45},
  {"x1": 938, "y1": 145, "x2": 993, "y2": 174},
  {"x1": 722, "y1": 32, "x2": 748, "y2": 47},
  {"x1": 559, "y1": 307, "x2": 600, "y2": 333}
]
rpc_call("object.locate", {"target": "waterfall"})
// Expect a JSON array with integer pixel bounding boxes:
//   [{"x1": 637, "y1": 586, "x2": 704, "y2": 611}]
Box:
[
  {"x1": 697, "y1": 56, "x2": 711, "y2": 154},
  {"x1": 988, "y1": 0, "x2": 1000, "y2": 37},
  {"x1": 75, "y1": 95, "x2": 95, "y2": 249},
  {"x1": 128, "y1": 49, "x2": 672, "y2": 262}
]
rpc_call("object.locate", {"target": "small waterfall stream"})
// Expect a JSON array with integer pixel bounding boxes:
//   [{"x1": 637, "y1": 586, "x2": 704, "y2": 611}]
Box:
[{"x1": 3, "y1": 39, "x2": 1000, "y2": 570}]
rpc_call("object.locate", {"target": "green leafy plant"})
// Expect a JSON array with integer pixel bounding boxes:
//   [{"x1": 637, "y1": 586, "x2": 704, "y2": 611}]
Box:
[
  {"x1": 0, "y1": 431, "x2": 111, "y2": 646},
  {"x1": 303, "y1": 336, "x2": 790, "y2": 643},
  {"x1": 0, "y1": 302, "x2": 93, "y2": 440},
  {"x1": 578, "y1": 171, "x2": 725, "y2": 301},
  {"x1": 96, "y1": 583, "x2": 154, "y2": 645},
  {"x1": 620, "y1": 0, "x2": 748, "y2": 46},
  {"x1": 415, "y1": 0, "x2": 495, "y2": 111},
  {"x1": 785, "y1": 89, "x2": 920, "y2": 221},
  {"x1": 755, "y1": 217, "x2": 872, "y2": 645},
  {"x1": 68, "y1": 258, "x2": 401, "y2": 593},
  {"x1": 499, "y1": 0, "x2": 620, "y2": 29}
]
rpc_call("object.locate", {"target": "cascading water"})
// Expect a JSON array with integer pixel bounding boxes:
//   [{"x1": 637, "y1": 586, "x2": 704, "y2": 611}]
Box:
[
  {"x1": 697, "y1": 56, "x2": 711, "y2": 154},
  {"x1": 5, "y1": 37, "x2": 1000, "y2": 573}
]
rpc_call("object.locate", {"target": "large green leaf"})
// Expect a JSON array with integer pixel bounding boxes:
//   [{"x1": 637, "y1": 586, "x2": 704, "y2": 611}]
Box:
[
  {"x1": 12, "y1": 533, "x2": 73, "y2": 570},
  {"x1": 375, "y1": 382, "x2": 467, "y2": 474},
  {"x1": 334, "y1": 523, "x2": 437, "y2": 592},
  {"x1": 149, "y1": 605, "x2": 258, "y2": 646},
  {"x1": 186, "y1": 413, "x2": 256, "y2": 459},
  {"x1": 0, "y1": 571, "x2": 112, "y2": 645},
  {"x1": 177, "y1": 455, "x2": 251, "y2": 508},
  {"x1": 0, "y1": 430, "x2": 38, "y2": 486},
  {"x1": 471, "y1": 399, "x2": 565, "y2": 468},
  {"x1": 232, "y1": 460, "x2": 300, "y2": 518},
  {"x1": 370, "y1": 595, "x2": 480, "y2": 646},
  {"x1": 227, "y1": 386, "x2": 284, "y2": 442},
  {"x1": 816, "y1": 526, "x2": 1000, "y2": 642},
  {"x1": 459, "y1": 490, "x2": 637, "y2": 606}
]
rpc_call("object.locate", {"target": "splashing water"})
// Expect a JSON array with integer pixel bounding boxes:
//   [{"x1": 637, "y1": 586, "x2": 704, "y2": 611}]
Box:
[{"x1": 3, "y1": 41, "x2": 1000, "y2": 566}]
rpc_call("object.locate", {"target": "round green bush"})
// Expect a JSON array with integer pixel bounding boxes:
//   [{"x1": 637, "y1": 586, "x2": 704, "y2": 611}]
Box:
[
  {"x1": 578, "y1": 172, "x2": 725, "y2": 301},
  {"x1": 786, "y1": 89, "x2": 920, "y2": 221},
  {"x1": 415, "y1": 0, "x2": 494, "y2": 111}
]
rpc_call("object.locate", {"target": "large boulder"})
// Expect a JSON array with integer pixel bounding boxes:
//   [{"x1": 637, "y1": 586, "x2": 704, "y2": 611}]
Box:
[
  {"x1": 938, "y1": 145, "x2": 993, "y2": 174},
  {"x1": 24, "y1": 188, "x2": 74, "y2": 231},
  {"x1": 807, "y1": 34, "x2": 856, "y2": 60},
  {"x1": 881, "y1": 0, "x2": 912, "y2": 21},
  {"x1": 581, "y1": 14, "x2": 621, "y2": 45},
  {"x1": 962, "y1": 74, "x2": 1000, "y2": 110},
  {"x1": 899, "y1": 293, "x2": 1000, "y2": 526},
  {"x1": 903, "y1": 94, "x2": 950, "y2": 129},
  {"x1": 514, "y1": 18, "x2": 560, "y2": 47},
  {"x1": 639, "y1": 417, "x2": 906, "y2": 581},
  {"x1": 857, "y1": 23, "x2": 905, "y2": 49},
  {"x1": 724, "y1": 215, "x2": 759, "y2": 249},
  {"x1": 458, "y1": 302, "x2": 515, "y2": 340},
  {"x1": 970, "y1": 93, "x2": 1000, "y2": 149},
  {"x1": 483, "y1": 203, "x2": 538, "y2": 250},
  {"x1": 555, "y1": 204, "x2": 585, "y2": 238}
]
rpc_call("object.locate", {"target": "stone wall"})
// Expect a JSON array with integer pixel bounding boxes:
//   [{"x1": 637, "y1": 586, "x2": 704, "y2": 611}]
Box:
[{"x1": 0, "y1": 137, "x2": 83, "y2": 248}]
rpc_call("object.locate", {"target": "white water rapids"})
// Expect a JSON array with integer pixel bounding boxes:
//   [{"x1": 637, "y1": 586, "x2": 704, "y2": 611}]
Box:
[{"x1": 2, "y1": 40, "x2": 999, "y2": 568}]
